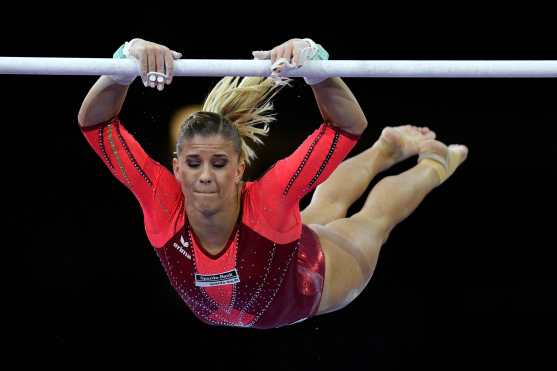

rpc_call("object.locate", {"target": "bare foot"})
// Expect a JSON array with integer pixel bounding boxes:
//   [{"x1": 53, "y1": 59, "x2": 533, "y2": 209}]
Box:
[
  {"x1": 418, "y1": 139, "x2": 468, "y2": 184},
  {"x1": 375, "y1": 125, "x2": 437, "y2": 169}
]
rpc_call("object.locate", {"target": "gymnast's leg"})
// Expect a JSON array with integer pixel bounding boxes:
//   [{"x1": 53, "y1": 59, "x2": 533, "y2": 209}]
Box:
[
  {"x1": 311, "y1": 139, "x2": 468, "y2": 314},
  {"x1": 301, "y1": 125, "x2": 436, "y2": 225}
]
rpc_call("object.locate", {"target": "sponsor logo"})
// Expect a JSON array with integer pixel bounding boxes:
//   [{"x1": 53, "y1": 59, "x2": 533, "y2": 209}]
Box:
[
  {"x1": 195, "y1": 269, "x2": 240, "y2": 287},
  {"x1": 173, "y1": 240, "x2": 191, "y2": 260}
]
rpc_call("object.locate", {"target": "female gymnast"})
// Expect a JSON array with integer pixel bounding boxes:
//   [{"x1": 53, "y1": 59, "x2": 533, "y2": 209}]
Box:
[{"x1": 77, "y1": 37, "x2": 467, "y2": 328}]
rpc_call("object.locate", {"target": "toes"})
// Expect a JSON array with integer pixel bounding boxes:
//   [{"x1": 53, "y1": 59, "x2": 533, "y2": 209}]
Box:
[
  {"x1": 417, "y1": 127, "x2": 436, "y2": 140},
  {"x1": 380, "y1": 127, "x2": 400, "y2": 144},
  {"x1": 448, "y1": 144, "x2": 469, "y2": 161},
  {"x1": 419, "y1": 128, "x2": 435, "y2": 139}
]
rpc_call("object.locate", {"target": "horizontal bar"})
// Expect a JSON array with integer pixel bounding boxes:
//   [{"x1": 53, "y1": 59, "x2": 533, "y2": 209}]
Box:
[{"x1": 0, "y1": 57, "x2": 556, "y2": 77}]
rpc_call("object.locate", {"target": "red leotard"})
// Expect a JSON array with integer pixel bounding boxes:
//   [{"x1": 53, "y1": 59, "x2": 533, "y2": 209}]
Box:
[{"x1": 81, "y1": 117, "x2": 359, "y2": 328}]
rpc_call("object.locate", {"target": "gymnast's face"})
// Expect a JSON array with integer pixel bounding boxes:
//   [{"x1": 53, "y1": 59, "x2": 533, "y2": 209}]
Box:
[{"x1": 173, "y1": 135, "x2": 245, "y2": 216}]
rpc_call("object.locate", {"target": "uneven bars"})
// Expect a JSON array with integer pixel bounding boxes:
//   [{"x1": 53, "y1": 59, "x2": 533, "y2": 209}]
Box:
[{"x1": 0, "y1": 58, "x2": 556, "y2": 77}]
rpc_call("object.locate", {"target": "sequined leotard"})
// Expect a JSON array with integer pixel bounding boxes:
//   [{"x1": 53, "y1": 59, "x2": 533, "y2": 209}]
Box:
[{"x1": 81, "y1": 117, "x2": 359, "y2": 328}]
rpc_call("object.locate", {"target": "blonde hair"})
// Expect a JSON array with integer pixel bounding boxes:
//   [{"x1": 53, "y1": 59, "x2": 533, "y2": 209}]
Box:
[{"x1": 176, "y1": 77, "x2": 284, "y2": 166}]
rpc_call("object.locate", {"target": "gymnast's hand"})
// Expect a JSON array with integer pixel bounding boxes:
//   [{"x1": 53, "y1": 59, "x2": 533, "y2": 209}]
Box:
[
  {"x1": 252, "y1": 38, "x2": 313, "y2": 71},
  {"x1": 126, "y1": 38, "x2": 182, "y2": 91},
  {"x1": 252, "y1": 38, "x2": 328, "y2": 85}
]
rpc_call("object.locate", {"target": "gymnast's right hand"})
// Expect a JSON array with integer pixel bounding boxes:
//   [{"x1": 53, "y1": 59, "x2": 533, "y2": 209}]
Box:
[{"x1": 125, "y1": 38, "x2": 182, "y2": 91}]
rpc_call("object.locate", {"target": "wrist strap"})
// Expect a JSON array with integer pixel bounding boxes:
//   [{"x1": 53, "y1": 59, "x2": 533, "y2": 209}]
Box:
[
  {"x1": 302, "y1": 38, "x2": 329, "y2": 85},
  {"x1": 109, "y1": 41, "x2": 136, "y2": 85},
  {"x1": 302, "y1": 38, "x2": 329, "y2": 61},
  {"x1": 113, "y1": 42, "x2": 130, "y2": 59}
]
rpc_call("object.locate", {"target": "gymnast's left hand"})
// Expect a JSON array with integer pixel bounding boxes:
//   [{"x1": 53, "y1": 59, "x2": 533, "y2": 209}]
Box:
[{"x1": 252, "y1": 38, "x2": 314, "y2": 74}]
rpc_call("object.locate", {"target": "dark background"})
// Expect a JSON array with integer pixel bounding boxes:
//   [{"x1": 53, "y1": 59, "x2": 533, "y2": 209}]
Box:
[{"x1": 4, "y1": 7, "x2": 556, "y2": 369}]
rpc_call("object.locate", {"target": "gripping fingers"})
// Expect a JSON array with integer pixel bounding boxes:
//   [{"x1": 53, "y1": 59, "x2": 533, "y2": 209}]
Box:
[
  {"x1": 139, "y1": 54, "x2": 149, "y2": 87},
  {"x1": 147, "y1": 50, "x2": 157, "y2": 88},
  {"x1": 252, "y1": 50, "x2": 271, "y2": 60},
  {"x1": 280, "y1": 43, "x2": 294, "y2": 64},
  {"x1": 155, "y1": 49, "x2": 166, "y2": 91},
  {"x1": 165, "y1": 50, "x2": 182, "y2": 85},
  {"x1": 143, "y1": 47, "x2": 178, "y2": 90},
  {"x1": 270, "y1": 46, "x2": 281, "y2": 64},
  {"x1": 292, "y1": 46, "x2": 302, "y2": 67},
  {"x1": 165, "y1": 51, "x2": 175, "y2": 85}
]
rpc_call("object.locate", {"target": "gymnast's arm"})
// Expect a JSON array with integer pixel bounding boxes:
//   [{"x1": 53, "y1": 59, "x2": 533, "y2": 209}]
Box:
[
  {"x1": 261, "y1": 38, "x2": 368, "y2": 136},
  {"x1": 310, "y1": 77, "x2": 368, "y2": 136},
  {"x1": 76, "y1": 39, "x2": 184, "y2": 247},
  {"x1": 78, "y1": 76, "x2": 130, "y2": 127}
]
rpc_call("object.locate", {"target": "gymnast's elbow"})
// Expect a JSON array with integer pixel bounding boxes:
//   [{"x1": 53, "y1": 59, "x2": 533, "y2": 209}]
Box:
[
  {"x1": 78, "y1": 108, "x2": 104, "y2": 128},
  {"x1": 334, "y1": 119, "x2": 367, "y2": 137},
  {"x1": 77, "y1": 108, "x2": 93, "y2": 128},
  {"x1": 77, "y1": 99, "x2": 119, "y2": 128}
]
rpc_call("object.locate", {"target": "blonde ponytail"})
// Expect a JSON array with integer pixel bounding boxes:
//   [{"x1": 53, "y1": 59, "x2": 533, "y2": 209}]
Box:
[{"x1": 201, "y1": 77, "x2": 284, "y2": 165}]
